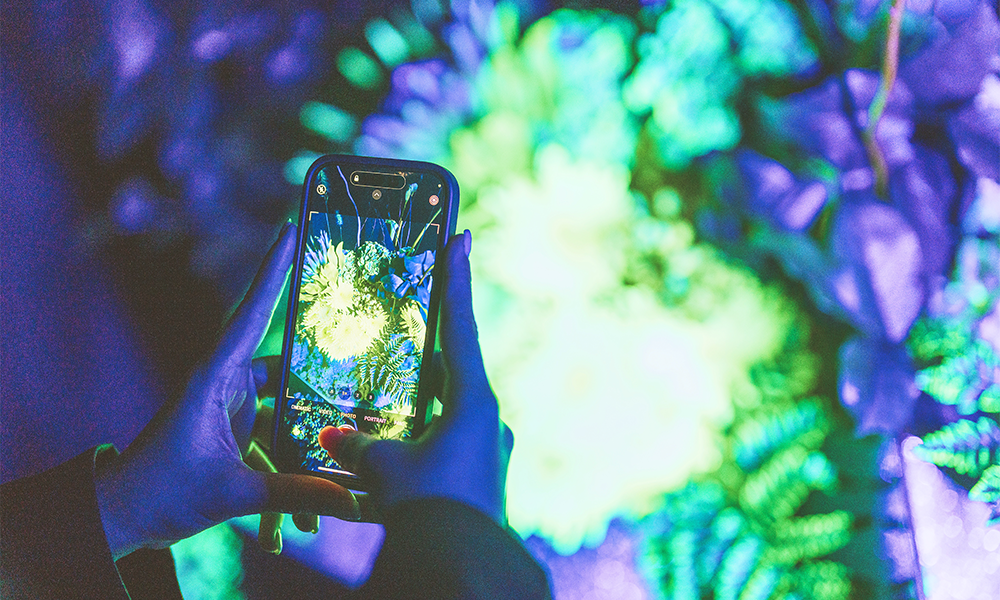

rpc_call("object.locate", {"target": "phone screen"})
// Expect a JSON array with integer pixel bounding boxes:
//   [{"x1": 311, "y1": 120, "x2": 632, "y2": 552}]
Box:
[{"x1": 276, "y1": 157, "x2": 456, "y2": 484}]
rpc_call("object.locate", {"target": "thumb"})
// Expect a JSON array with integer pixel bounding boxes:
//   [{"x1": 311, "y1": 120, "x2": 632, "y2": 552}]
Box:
[{"x1": 318, "y1": 426, "x2": 395, "y2": 480}]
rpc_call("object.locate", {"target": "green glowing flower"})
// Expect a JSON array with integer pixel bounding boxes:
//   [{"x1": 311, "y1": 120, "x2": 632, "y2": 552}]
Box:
[
  {"x1": 458, "y1": 145, "x2": 802, "y2": 553},
  {"x1": 624, "y1": 0, "x2": 815, "y2": 168},
  {"x1": 448, "y1": 8, "x2": 639, "y2": 197},
  {"x1": 297, "y1": 240, "x2": 398, "y2": 362}
]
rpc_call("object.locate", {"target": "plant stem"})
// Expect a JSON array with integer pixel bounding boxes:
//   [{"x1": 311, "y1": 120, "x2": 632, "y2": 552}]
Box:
[{"x1": 864, "y1": 0, "x2": 905, "y2": 199}]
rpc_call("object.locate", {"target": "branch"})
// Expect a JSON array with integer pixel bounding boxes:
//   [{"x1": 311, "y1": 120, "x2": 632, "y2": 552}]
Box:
[{"x1": 864, "y1": 0, "x2": 905, "y2": 199}]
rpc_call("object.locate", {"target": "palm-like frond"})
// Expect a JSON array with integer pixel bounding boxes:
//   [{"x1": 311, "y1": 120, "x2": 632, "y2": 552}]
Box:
[{"x1": 353, "y1": 327, "x2": 420, "y2": 410}]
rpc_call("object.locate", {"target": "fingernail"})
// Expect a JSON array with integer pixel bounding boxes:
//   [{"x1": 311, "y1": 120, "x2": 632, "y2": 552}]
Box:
[
  {"x1": 349, "y1": 495, "x2": 362, "y2": 522},
  {"x1": 318, "y1": 425, "x2": 344, "y2": 458},
  {"x1": 463, "y1": 229, "x2": 472, "y2": 257},
  {"x1": 270, "y1": 530, "x2": 282, "y2": 555},
  {"x1": 311, "y1": 525, "x2": 319, "y2": 534}
]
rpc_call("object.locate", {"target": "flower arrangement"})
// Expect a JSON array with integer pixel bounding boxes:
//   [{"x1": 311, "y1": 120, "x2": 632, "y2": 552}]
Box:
[{"x1": 88, "y1": 0, "x2": 999, "y2": 595}]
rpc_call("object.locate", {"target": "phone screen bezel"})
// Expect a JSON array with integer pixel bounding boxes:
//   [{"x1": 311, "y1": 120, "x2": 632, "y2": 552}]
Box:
[{"x1": 272, "y1": 154, "x2": 459, "y2": 491}]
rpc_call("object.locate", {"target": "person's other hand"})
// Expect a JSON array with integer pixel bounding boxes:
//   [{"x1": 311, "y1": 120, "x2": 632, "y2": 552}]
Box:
[
  {"x1": 318, "y1": 230, "x2": 513, "y2": 525},
  {"x1": 94, "y1": 223, "x2": 360, "y2": 561}
]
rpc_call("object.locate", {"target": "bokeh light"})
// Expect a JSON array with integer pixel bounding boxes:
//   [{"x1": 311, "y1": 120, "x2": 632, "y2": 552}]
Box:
[{"x1": 6, "y1": 0, "x2": 998, "y2": 598}]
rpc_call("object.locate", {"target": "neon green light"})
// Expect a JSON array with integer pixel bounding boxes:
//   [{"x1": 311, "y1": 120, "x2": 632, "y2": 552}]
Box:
[
  {"x1": 457, "y1": 144, "x2": 797, "y2": 554},
  {"x1": 284, "y1": 151, "x2": 321, "y2": 185},
  {"x1": 172, "y1": 524, "x2": 244, "y2": 600},
  {"x1": 301, "y1": 102, "x2": 357, "y2": 143},
  {"x1": 365, "y1": 19, "x2": 410, "y2": 67},
  {"x1": 337, "y1": 47, "x2": 383, "y2": 89}
]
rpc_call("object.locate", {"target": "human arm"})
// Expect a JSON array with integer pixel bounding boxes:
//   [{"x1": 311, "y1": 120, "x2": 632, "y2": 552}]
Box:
[{"x1": 0, "y1": 446, "x2": 181, "y2": 600}]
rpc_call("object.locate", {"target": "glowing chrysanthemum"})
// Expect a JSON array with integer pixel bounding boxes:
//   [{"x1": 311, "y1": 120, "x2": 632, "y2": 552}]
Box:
[
  {"x1": 460, "y1": 146, "x2": 798, "y2": 553},
  {"x1": 299, "y1": 240, "x2": 392, "y2": 361},
  {"x1": 306, "y1": 301, "x2": 388, "y2": 362},
  {"x1": 302, "y1": 260, "x2": 354, "y2": 312}
]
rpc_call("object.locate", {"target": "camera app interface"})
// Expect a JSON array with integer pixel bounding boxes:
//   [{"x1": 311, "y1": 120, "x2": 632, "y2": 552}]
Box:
[{"x1": 284, "y1": 165, "x2": 443, "y2": 476}]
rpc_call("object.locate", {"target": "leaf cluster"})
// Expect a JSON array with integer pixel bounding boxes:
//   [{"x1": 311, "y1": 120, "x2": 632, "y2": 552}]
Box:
[
  {"x1": 912, "y1": 416, "x2": 1000, "y2": 524},
  {"x1": 640, "y1": 392, "x2": 854, "y2": 600},
  {"x1": 353, "y1": 330, "x2": 420, "y2": 410}
]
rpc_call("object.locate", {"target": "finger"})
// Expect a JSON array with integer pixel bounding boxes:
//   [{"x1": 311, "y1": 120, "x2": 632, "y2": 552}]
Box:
[
  {"x1": 260, "y1": 471, "x2": 361, "y2": 522},
  {"x1": 258, "y1": 512, "x2": 283, "y2": 554},
  {"x1": 325, "y1": 430, "x2": 402, "y2": 522},
  {"x1": 252, "y1": 355, "x2": 282, "y2": 399},
  {"x1": 232, "y1": 376, "x2": 259, "y2": 453},
  {"x1": 356, "y1": 493, "x2": 382, "y2": 523},
  {"x1": 292, "y1": 513, "x2": 319, "y2": 534},
  {"x1": 439, "y1": 230, "x2": 493, "y2": 411},
  {"x1": 318, "y1": 426, "x2": 386, "y2": 478},
  {"x1": 502, "y1": 421, "x2": 515, "y2": 454},
  {"x1": 218, "y1": 222, "x2": 296, "y2": 362}
]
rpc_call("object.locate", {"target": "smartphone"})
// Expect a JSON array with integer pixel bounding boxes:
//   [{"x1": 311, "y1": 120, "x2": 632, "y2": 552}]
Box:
[{"x1": 272, "y1": 154, "x2": 459, "y2": 490}]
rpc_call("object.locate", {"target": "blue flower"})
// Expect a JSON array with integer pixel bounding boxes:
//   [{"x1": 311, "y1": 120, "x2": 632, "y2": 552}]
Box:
[
  {"x1": 291, "y1": 339, "x2": 308, "y2": 371},
  {"x1": 381, "y1": 249, "x2": 434, "y2": 302}
]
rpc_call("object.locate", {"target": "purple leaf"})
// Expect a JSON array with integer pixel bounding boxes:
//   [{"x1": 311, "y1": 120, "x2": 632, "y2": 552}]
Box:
[
  {"x1": 832, "y1": 196, "x2": 925, "y2": 342},
  {"x1": 736, "y1": 150, "x2": 828, "y2": 232},
  {"x1": 748, "y1": 227, "x2": 854, "y2": 324},
  {"x1": 949, "y1": 74, "x2": 1000, "y2": 181},
  {"x1": 900, "y1": 2, "x2": 1000, "y2": 107},
  {"x1": 839, "y1": 335, "x2": 920, "y2": 435},
  {"x1": 759, "y1": 75, "x2": 864, "y2": 171},
  {"x1": 383, "y1": 273, "x2": 408, "y2": 297},
  {"x1": 844, "y1": 70, "x2": 916, "y2": 170},
  {"x1": 889, "y1": 146, "x2": 958, "y2": 283},
  {"x1": 961, "y1": 177, "x2": 1000, "y2": 236},
  {"x1": 928, "y1": 0, "x2": 982, "y2": 30},
  {"x1": 403, "y1": 250, "x2": 434, "y2": 279},
  {"x1": 758, "y1": 70, "x2": 913, "y2": 176}
]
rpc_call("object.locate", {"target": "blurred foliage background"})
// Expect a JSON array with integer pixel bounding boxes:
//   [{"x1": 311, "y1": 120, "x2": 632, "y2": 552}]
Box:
[{"x1": 6, "y1": 0, "x2": 998, "y2": 598}]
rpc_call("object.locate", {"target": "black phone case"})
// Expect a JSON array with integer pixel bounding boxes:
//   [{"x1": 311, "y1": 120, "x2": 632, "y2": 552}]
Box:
[{"x1": 272, "y1": 154, "x2": 460, "y2": 491}]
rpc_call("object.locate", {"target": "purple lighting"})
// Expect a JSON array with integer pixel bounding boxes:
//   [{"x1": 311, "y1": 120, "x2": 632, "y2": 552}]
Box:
[{"x1": 902, "y1": 436, "x2": 1000, "y2": 599}]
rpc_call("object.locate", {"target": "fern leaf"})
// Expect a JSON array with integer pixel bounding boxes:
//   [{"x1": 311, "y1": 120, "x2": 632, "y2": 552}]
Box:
[
  {"x1": 767, "y1": 511, "x2": 853, "y2": 565},
  {"x1": 662, "y1": 480, "x2": 727, "y2": 528},
  {"x1": 665, "y1": 530, "x2": 700, "y2": 600},
  {"x1": 914, "y1": 353, "x2": 981, "y2": 413},
  {"x1": 732, "y1": 399, "x2": 828, "y2": 471},
  {"x1": 715, "y1": 535, "x2": 764, "y2": 600},
  {"x1": 353, "y1": 328, "x2": 420, "y2": 407},
  {"x1": 740, "y1": 446, "x2": 837, "y2": 521},
  {"x1": 969, "y1": 465, "x2": 1000, "y2": 504},
  {"x1": 980, "y1": 384, "x2": 1000, "y2": 414},
  {"x1": 907, "y1": 317, "x2": 971, "y2": 363},
  {"x1": 698, "y1": 507, "x2": 744, "y2": 585},
  {"x1": 913, "y1": 417, "x2": 1000, "y2": 477},
  {"x1": 915, "y1": 340, "x2": 998, "y2": 415},
  {"x1": 738, "y1": 564, "x2": 784, "y2": 600},
  {"x1": 791, "y1": 561, "x2": 851, "y2": 600}
]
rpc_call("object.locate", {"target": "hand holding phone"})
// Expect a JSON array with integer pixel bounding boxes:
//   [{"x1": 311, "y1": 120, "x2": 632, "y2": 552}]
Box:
[
  {"x1": 93, "y1": 224, "x2": 360, "y2": 560},
  {"x1": 319, "y1": 231, "x2": 513, "y2": 525},
  {"x1": 273, "y1": 155, "x2": 460, "y2": 491}
]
